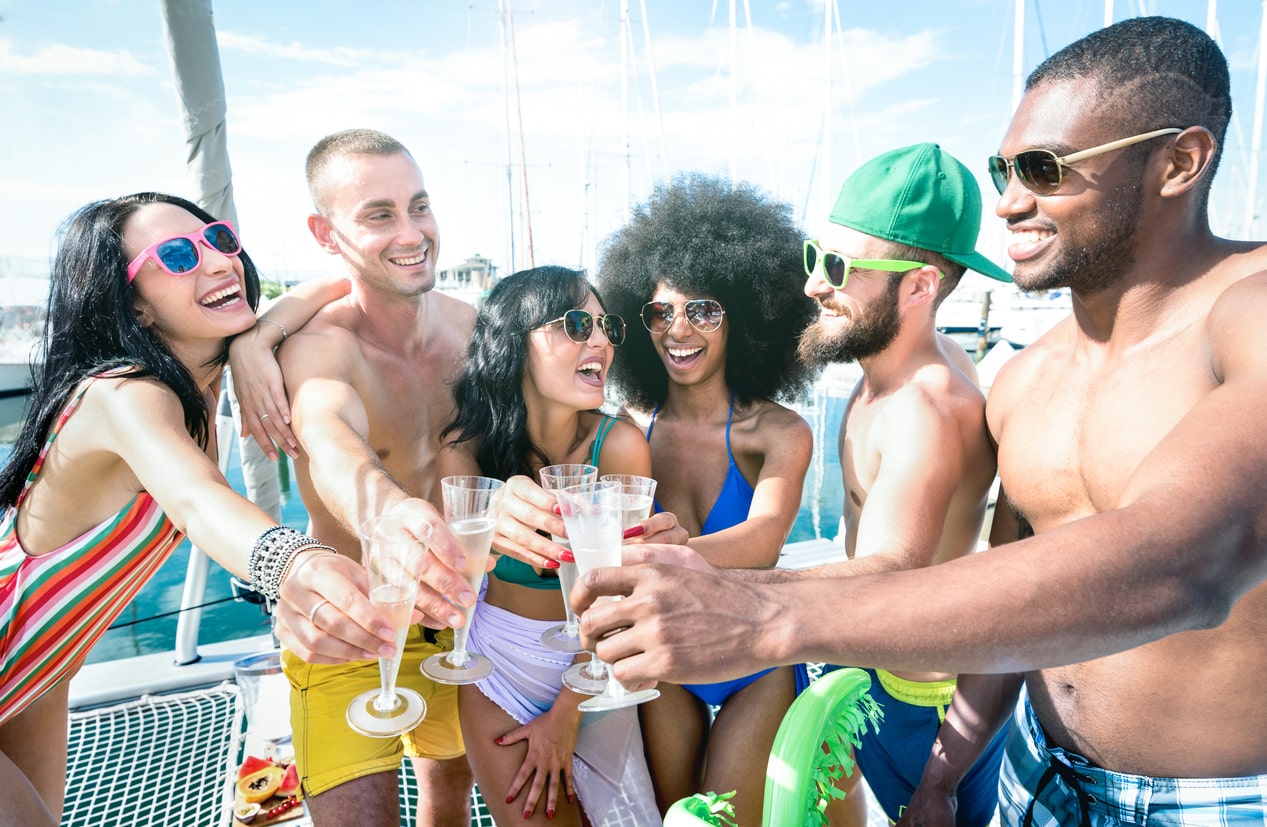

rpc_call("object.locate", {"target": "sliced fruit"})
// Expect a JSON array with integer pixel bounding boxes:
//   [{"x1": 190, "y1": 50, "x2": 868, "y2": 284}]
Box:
[
  {"x1": 277, "y1": 762, "x2": 300, "y2": 797},
  {"x1": 237, "y1": 765, "x2": 285, "y2": 804},
  {"x1": 233, "y1": 802, "x2": 260, "y2": 823},
  {"x1": 236, "y1": 754, "x2": 272, "y2": 781}
]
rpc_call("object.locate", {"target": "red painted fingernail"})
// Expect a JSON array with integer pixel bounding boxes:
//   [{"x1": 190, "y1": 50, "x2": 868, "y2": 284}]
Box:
[
  {"x1": 558, "y1": 549, "x2": 575, "y2": 563},
  {"x1": 552, "y1": 503, "x2": 561, "y2": 514},
  {"x1": 523, "y1": 809, "x2": 532, "y2": 819},
  {"x1": 493, "y1": 736, "x2": 504, "y2": 744},
  {"x1": 506, "y1": 795, "x2": 515, "y2": 804},
  {"x1": 567, "y1": 793, "x2": 575, "y2": 804},
  {"x1": 544, "y1": 559, "x2": 560, "y2": 569},
  {"x1": 547, "y1": 808, "x2": 555, "y2": 820},
  {"x1": 622, "y1": 524, "x2": 645, "y2": 539}
]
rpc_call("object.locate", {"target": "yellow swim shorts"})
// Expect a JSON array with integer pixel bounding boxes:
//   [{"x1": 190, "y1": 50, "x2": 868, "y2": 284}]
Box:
[{"x1": 281, "y1": 625, "x2": 464, "y2": 796}]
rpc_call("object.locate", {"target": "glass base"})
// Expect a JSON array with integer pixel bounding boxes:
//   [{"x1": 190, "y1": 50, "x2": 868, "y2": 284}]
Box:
[
  {"x1": 540, "y1": 623, "x2": 587, "y2": 654},
  {"x1": 579, "y1": 686, "x2": 660, "y2": 712},
  {"x1": 562, "y1": 661, "x2": 607, "y2": 695},
  {"x1": 345, "y1": 687, "x2": 427, "y2": 737},
  {"x1": 421, "y1": 651, "x2": 495, "y2": 685}
]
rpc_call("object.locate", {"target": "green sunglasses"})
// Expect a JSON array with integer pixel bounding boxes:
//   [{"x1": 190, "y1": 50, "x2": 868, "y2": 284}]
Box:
[{"x1": 803, "y1": 239, "x2": 928, "y2": 289}]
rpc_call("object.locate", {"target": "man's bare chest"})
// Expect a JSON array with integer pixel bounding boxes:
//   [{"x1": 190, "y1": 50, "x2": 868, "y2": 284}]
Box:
[{"x1": 998, "y1": 354, "x2": 1213, "y2": 530}]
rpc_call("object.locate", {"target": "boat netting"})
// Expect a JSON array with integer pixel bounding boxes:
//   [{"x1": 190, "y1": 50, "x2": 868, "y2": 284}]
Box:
[
  {"x1": 63, "y1": 683, "x2": 242, "y2": 827},
  {"x1": 61, "y1": 681, "x2": 498, "y2": 826}
]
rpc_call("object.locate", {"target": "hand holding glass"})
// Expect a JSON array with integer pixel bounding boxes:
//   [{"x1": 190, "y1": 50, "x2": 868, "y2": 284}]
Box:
[
  {"x1": 538, "y1": 464, "x2": 598, "y2": 655},
  {"x1": 421, "y1": 476, "x2": 503, "y2": 684},
  {"x1": 600, "y1": 473, "x2": 657, "y2": 529},
  {"x1": 345, "y1": 514, "x2": 430, "y2": 737},
  {"x1": 557, "y1": 480, "x2": 660, "y2": 711}
]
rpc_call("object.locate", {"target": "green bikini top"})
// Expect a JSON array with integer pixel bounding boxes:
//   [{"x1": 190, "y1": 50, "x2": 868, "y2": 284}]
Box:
[{"x1": 491, "y1": 415, "x2": 618, "y2": 589}]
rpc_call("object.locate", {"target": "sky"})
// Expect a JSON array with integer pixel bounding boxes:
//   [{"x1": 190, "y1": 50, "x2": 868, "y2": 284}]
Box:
[{"x1": 2, "y1": 0, "x2": 1265, "y2": 292}]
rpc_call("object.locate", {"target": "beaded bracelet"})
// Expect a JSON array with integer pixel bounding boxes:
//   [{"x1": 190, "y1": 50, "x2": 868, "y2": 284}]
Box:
[
  {"x1": 258, "y1": 317, "x2": 288, "y2": 342},
  {"x1": 249, "y1": 526, "x2": 335, "y2": 602}
]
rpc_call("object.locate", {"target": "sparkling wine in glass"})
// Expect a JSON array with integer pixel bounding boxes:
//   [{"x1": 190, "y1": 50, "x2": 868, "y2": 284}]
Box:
[
  {"x1": 346, "y1": 513, "x2": 430, "y2": 737},
  {"x1": 556, "y1": 480, "x2": 660, "y2": 711},
  {"x1": 600, "y1": 473, "x2": 657, "y2": 529},
  {"x1": 538, "y1": 464, "x2": 597, "y2": 655},
  {"x1": 421, "y1": 476, "x2": 503, "y2": 685}
]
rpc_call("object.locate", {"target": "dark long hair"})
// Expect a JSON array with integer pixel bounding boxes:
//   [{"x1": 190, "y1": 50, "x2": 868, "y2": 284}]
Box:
[
  {"x1": 441, "y1": 266, "x2": 598, "y2": 479},
  {"x1": 597, "y1": 173, "x2": 818, "y2": 411},
  {"x1": 0, "y1": 193, "x2": 262, "y2": 508}
]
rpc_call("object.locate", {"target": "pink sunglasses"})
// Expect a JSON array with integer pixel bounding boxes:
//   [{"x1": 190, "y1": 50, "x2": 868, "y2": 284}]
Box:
[{"x1": 126, "y1": 221, "x2": 242, "y2": 282}]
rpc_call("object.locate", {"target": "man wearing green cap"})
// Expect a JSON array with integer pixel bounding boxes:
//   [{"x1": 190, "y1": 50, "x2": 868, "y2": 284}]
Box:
[
  {"x1": 577, "y1": 14, "x2": 1267, "y2": 826},
  {"x1": 795, "y1": 142, "x2": 1012, "y2": 827}
]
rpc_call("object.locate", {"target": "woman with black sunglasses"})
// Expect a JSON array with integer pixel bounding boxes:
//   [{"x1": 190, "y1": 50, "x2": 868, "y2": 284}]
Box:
[
  {"x1": 597, "y1": 174, "x2": 819, "y2": 822},
  {"x1": 434, "y1": 266, "x2": 660, "y2": 826},
  {"x1": 0, "y1": 193, "x2": 358, "y2": 825}
]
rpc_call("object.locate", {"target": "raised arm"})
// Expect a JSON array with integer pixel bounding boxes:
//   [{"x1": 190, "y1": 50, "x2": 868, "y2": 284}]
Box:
[{"x1": 228, "y1": 276, "x2": 352, "y2": 459}]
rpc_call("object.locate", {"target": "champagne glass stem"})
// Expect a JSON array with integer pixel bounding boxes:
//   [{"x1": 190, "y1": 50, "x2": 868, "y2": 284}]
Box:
[
  {"x1": 556, "y1": 557, "x2": 581, "y2": 635},
  {"x1": 449, "y1": 625, "x2": 472, "y2": 667}
]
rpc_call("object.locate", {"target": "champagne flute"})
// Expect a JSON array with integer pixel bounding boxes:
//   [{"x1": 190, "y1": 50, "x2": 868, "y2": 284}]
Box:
[
  {"x1": 538, "y1": 463, "x2": 598, "y2": 654},
  {"x1": 346, "y1": 513, "x2": 430, "y2": 737},
  {"x1": 600, "y1": 473, "x2": 657, "y2": 529},
  {"x1": 421, "y1": 476, "x2": 503, "y2": 684},
  {"x1": 556, "y1": 480, "x2": 660, "y2": 711}
]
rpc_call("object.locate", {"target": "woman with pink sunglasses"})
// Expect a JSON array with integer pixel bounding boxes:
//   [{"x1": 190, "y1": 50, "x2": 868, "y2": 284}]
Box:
[{"x1": 0, "y1": 193, "x2": 354, "y2": 825}]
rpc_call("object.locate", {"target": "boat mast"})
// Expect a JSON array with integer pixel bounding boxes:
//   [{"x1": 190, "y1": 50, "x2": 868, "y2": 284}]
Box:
[
  {"x1": 1245, "y1": 0, "x2": 1267, "y2": 239},
  {"x1": 158, "y1": 0, "x2": 239, "y2": 667},
  {"x1": 1012, "y1": 0, "x2": 1025, "y2": 112},
  {"x1": 822, "y1": 0, "x2": 832, "y2": 217},
  {"x1": 622, "y1": 0, "x2": 632, "y2": 219},
  {"x1": 505, "y1": 0, "x2": 535, "y2": 269},
  {"x1": 498, "y1": 0, "x2": 517, "y2": 273}
]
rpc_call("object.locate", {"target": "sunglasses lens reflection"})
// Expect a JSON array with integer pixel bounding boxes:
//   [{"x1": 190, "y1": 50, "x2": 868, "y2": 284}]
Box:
[
  {"x1": 987, "y1": 156, "x2": 1010, "y2": 194},
  {"x1": 1014, "y1": 150, "x2": 1062, "y2": 193},
  {"x1": 155, "y1": 238, "x2": 201, "y2": 274},
  {"x1": 602, "y1": 316, "x2": 626, "y2": 345},
  {"x1": 206, "y1": 224, "x2": 242, "y2": 255},
  {"x1": 641, "y1": 302, "x2": 672, "y2": 334},
  {"x1": 822, "y1": 254, "x2": 847, "y2": 288},
  {"x1": 686, "y1": 301, "x2": 723, "y2": 332},
  {"x1": 563, "y1": 310, "x2": 594, "y2": 343}
]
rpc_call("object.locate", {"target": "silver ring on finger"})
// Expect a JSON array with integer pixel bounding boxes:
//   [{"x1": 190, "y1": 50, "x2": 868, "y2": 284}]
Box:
[
  {"x1": 308, "y1": 598, "x2": 330, "y2": 624},
  {"x1": 259, "y1": 413, "x2": 271, "y2": 421}
]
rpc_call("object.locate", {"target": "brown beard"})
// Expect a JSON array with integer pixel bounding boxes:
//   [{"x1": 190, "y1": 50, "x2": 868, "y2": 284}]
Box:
[{"x1": 797, "y1": 278, "x2": 902, "y2": 366}]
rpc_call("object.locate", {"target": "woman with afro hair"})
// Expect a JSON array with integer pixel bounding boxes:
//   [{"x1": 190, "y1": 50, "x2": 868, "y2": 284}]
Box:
[{"x1": 597, "y1": 173, "x2": 819, "y2": 821}]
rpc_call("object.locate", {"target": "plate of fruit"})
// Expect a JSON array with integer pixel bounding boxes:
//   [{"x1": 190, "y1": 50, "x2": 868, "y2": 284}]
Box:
[{"x1": 233, "y1": 755, "x2": 303, "y2": 824}]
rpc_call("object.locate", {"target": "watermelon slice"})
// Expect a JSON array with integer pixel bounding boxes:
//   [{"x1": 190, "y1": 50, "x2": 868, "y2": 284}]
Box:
[
  {"x1": 278, "y1": 762, "x2": 300, "y2": 798},
  {"x1": 236, "y1": 755, "x2": 273, "y2": 781}
]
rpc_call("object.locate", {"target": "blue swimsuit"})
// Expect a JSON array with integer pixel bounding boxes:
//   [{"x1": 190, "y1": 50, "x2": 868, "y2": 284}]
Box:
[{"x1": 646, "y1": 396, "x2": 810, "y2": 707}]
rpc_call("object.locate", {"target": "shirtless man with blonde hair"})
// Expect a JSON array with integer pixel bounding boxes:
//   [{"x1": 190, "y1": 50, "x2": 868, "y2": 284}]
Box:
[{"x1": 238, "y1": 129, "x2": 479, "y2": 827}]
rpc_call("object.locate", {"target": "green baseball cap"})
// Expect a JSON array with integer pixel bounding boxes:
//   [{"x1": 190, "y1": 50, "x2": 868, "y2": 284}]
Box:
[{"x1": 829, "y1": 143, "x2": 1012, "y2": 283}]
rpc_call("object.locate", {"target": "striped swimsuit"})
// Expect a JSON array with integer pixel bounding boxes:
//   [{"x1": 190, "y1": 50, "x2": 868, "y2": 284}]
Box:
[{"x1": 0, "y1": 378, "x2": 184, "y2": 726}]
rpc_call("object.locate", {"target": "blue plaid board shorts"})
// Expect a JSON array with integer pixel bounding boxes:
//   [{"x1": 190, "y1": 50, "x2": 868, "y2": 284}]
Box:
[{"x1": 999, "y1": 695, "x2": 1267, "y2": 825}]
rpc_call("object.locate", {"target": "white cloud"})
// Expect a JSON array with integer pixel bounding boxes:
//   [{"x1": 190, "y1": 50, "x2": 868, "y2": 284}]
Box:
[
  {"x1": 0, "y1": 39, "x2": 153, "y2": 76},
  {"x1": 216, "y1": 30, "x2": 371, "y2": 67}
]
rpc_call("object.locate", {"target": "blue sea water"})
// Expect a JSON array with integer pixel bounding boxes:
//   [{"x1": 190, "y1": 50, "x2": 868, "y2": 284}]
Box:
[{"x1": 0, "y1": 384, "x2": 851, "y2": 663}]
